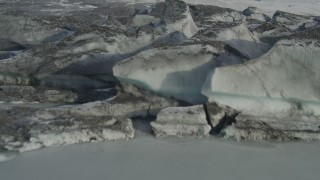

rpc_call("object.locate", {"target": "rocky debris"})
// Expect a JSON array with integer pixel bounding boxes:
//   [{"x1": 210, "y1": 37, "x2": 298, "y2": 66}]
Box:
[
  {"x1": 0, "y1": 85, "x2": 117, "y2": 104},
  {"x1": 285, "y1": 26, "x2": 320, "y2": 40},
  {"x1": 151, "y1": 105, "x2": 211, "y2": 137},
  {"x1": 190, "y1": 4, "x2": 244, "y2": 28},
  {"x1": 222, "y1": 114, "x2": 320, "y2": 141},
  {"x1": 0, "y1": 83, "x2": 182, "y2": 153},
  {"x1": 0, "y1": 15, "x2": 66, "y2": 47},
  {"x1": 0, "y1": 86, "x2": 77, "y2": 103},
  {"x1": 113, "y1": 44, "x2": 217, "y2": 104},
  {"x1": 251, "y1": 12, "x2": 319, "y2": 45},
  {"x1": 272, "y1": 11, "x2": 319, "y2": 31},
  {"x1": 0, "y1": 73, "x2": 116, "y2": 90},
  {"x1": 0, "y1": 107, "x2": 134, "y2": 153}
]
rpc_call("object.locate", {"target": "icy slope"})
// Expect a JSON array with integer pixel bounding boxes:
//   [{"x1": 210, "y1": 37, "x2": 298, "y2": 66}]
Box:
[
  {"x1": 113, "y1": 44, "x2": 217, "y2": 104},
  {"x1": 160, "y1": 0, "x2": 198, "y2": 37},
  {"x1": 211, "y1": 23, "x2": 270, "y2": 59},
  {"x1": 202, "y1": 39, "x2": 320, "y2": 116}
]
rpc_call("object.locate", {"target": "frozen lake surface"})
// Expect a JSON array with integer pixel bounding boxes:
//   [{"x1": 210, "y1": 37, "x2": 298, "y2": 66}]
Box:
[{"x1": 1, "y1": 125, "x2": 320, "y2": 180}]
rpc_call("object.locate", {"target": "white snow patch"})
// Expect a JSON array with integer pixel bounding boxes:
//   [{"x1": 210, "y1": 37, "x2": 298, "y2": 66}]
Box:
[
  {"x1": 42, "y1": 0, "x2": 97, "y2": 14},
  {"x1": 10, "y1": 101, "x2": 25, "y2": 104},
  {"x1": 117, "y1": 0, "x2": 320, "y2": 16}
]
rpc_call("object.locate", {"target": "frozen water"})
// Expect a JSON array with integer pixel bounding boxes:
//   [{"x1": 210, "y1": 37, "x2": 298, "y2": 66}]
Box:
[{"x1": 0, "y1": 134, "x2": 320, "y2": 180}]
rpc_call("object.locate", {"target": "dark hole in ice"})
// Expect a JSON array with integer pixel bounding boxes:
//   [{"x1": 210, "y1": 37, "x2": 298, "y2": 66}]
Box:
[
  {"x1": 74, "y1": 88, "x2": 117, "y2": 103},
  {"x1": 89, "y1": 137, "x2": 97, "y2": 142},
  {"x1": 212, "y1": 113, "x2": 238, "y2": 134},
  {"x1": 131, "y1": 115, "x2": 156, "y2": 136}
]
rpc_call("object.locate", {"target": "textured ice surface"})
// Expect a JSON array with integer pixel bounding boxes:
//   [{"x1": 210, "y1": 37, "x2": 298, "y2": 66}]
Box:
[
  {"x1": 114, "y1": 44, "x2": 217, "y2": 104},
  {"x1": 213, "y1": 23, "x2": 271, "y2": 59},
  {"x1": 151, "y1": 105, "x2": 211, "y2": 137},
  {"x1": 222, "y1": 114, "x2": 320, "y2": 141},
  {"x1": 202, "y1": 39, "x2": 320, "y2": 116}
]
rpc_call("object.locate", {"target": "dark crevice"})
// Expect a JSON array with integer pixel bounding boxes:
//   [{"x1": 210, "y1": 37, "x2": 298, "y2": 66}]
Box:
[
  {"x1": 213, "y1": 112, "x2": 239, "y2": 134},
  {"x1": 203, "y1": 103, "x2": 240, "y2": 135},
  {"x1": 73, "y1": 88, "x2": 117, "y2": 103},
  {"x1": 203, "y1": 104, "x2": 214, "y2": 133},
  {"x1": 131, "y1": 115, "x2": 157, "y2": 135}
]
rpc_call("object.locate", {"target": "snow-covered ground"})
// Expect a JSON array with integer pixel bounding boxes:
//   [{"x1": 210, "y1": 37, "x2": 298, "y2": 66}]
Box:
[
  {"x1": 123, "y1": 0, "x2": 320, "y2": 16},
  {"x1": 184, "y1": 0, "x2": 320, "y2": 16},
  {"x1": 0, "y1": 128, "x2": 320, "y2": 180},
  {"x1": 2, "y1": 0, "x2": 319, "y2": 16}
]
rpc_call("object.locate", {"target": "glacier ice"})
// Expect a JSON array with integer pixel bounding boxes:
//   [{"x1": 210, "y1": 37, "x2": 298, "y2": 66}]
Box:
[
  {"x1": 151, "y1": 105, "x2": 211, "y2": 137},
  {"x1": 202, "y1": 39, "x2": 320, "y2": 116},
  {"x1": 113, "y1": 44, "x2": 217, "y2": 104}
]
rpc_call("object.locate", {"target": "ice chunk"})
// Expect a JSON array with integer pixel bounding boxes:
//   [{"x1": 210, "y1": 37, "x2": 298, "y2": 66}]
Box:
[
  {"x1": 272, "y1": 10, "x2": 318, "y2": 31},
  {"x1": 113, "y1": 44, "x2": 217, "y2": 104},
  {"x1": 159, "y1": 0, "x2": 198, "y2": 38},
  {"x1": 202, "y1": 39, "x2": 320, "y2": 116},
  {"x1": 222, "y1": 114, "x2": 320, "y2": 141},
  {"x1": 213, "y1": 23, "x2": 271, "y2": 59},
  {"x1": 155, "y1": 105, "x2": 207, "y2": 125},
  {"x1": 243, "y1": 7, "x2": 271, "y2": 22},
  {"x1": 150, "y1": 105, "x2": 211, "y2": 137}
]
